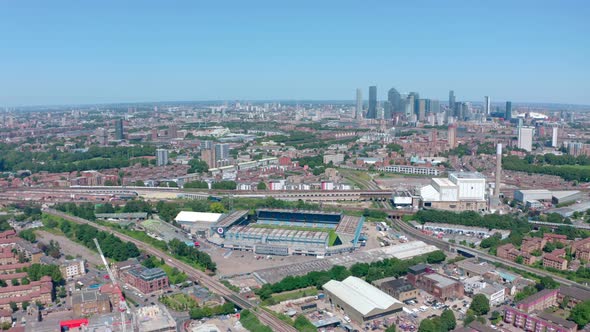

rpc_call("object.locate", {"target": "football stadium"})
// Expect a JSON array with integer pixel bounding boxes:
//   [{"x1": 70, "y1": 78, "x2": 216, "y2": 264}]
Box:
[{"x1": 201, "y1": 208, "x2": 365, "y2": 257}]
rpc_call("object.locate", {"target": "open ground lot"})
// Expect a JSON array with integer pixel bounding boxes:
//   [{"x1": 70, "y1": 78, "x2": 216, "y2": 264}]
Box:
[{"x1": 36, "y1": 230, "x2": 103, "y2": 267}]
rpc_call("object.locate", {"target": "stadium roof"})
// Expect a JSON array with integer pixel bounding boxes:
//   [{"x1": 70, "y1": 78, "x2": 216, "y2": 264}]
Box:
[
  {"x1": 257, "y1": 208, "x2": 341, "y2": 216},
  {"x1": 175, "y1": 211, "x2": 223, "y2": 223},
  {"x1": 323, "y1": 276, "x2": 401, "y2": 316}
]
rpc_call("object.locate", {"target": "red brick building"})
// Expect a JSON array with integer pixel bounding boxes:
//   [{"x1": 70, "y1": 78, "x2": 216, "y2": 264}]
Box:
[{"x1": 122, "y1": 267, "x2": 169, "y2": 294}]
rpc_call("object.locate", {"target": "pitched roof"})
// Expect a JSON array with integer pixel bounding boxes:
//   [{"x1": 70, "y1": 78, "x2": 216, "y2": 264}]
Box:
[{"x1": 323, "y1": 276, "x2": 402, "y2": 316}]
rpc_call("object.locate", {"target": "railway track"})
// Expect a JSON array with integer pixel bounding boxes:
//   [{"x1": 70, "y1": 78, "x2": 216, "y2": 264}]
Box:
[
  {"x1": 392, "y1": 219, "x2": 590, "y2": 290},
  {"x1": 44, "y1": 209, "x2": 297, "y2": 332}
]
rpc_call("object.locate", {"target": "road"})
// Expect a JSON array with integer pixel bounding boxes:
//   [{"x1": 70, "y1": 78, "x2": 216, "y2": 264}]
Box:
[
  {"x1": 44, "y1": 209, "x2": 297, "y2": 332},
  {"x1": 392, "y1": 218, "x2": 590, "y2": 290}
]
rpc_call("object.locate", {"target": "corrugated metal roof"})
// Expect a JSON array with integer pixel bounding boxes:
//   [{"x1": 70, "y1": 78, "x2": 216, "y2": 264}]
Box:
[
  {"x1": 175, "y1": 211, "x2": 222, "y2": 223},
  {"x1": 323, "y1": 276, "x2": 401, "y2": 316}
]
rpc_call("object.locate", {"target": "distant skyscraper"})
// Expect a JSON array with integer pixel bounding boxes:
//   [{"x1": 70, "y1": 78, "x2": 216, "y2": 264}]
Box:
[
  {"x1": 156, "y1": 149, "x2": 169, "y2": 166},
  {"x1": 387, "y1": 88, "x2": 402, "y2": 114},
  {"x1": 406, "y1": 94, "x2": 415, "y2": 117},
  {"x1": 367, "y1": 86, "x2": 377, "y2": 119},
  {"x1": 552, "y1": 127, "x2": 559, "y2": 148},
  {"x1": 518, "y1": 127, "x2": 534, "y2": 152},
  {"x1": 417, "y1": 99, "x2": 426, "y2": 122},
  {"x1": 494, "y1": 143, "x2": 502, "y2": 198},
  {"x1": 201, "y1": 149, "x2": 215, "y2": 169},
  {"x1": 383, "y1": 101, "x2": 392, "y2": 120},
  {"x1": 168, "y1": 125, "x2": 178, "y2": 139},
  {"x1": 505, "y1": 101, "x2": 512, "y2": 120},
  {"x1": 355, "y1": 88, "x2": 362, "y2": 119},
  {"x1": 484, "y1": 96, "x2": 491, "y2": 116},
  {"x1": 448, "y1": 124, "x2": 457, "y2": 149},
  {"x1": 427, "y1": 99, "x2": 440, "y2": 114},
  {"x1": 214, "y1": 143, "x2": 230, "y2": 165},
  {"x1": 114, "y1": 119, "x2": 124, "y2": 140},
  {"x1": 449, "y1": 90, "x2": 456, "y2": 113}
]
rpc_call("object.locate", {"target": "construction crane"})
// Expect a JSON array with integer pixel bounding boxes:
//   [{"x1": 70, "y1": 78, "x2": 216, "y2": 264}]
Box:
[{"x1": 94, "y1": 238, "x2": 131, "y2": 332}]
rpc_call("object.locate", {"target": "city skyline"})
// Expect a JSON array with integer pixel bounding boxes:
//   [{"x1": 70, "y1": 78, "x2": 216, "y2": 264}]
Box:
[{"x1": 1, "y1": 1, "x2": 589, "y2": 106}]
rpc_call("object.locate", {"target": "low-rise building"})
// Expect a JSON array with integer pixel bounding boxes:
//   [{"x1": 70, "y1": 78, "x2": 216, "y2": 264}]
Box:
[
  {"x1": 72, "y1": 290, "x2": 111, "y2": 316},
  {"x1": 60, "y1": 259, "x2": 86, "y2": 279},
  {"x1": 543, "y1": 253, "x2": 568, "y2": 271},
  {"x1": 323, "y1": 276, "x2": 403, "y2": 323},
  {"x1": 373, "y1": 277, "x2": 418, "y2": 302},
  {"x1": 503, "y1": 306, "x2": 577, "y2": 332},
  {"x1": 557, "y1": 286, "x2": 590, "y2": 309},
  {"x1": 0, "y1": 276, "x2": 52, "y2": 310},
  {"x1": 517, "y1": 289, "x2": 558, "y2": 313},
  {"x1": 14, "y1": 239, "x2": 43, "y2": 263},
  {"x1": 474, "y1": 283, "x2": 506, "y2": 306},
  {"x1": 122, "y1": 267, "x2": 169, "y2": 294},
  {"x1": 135, "y1": 305, "x2": 177, "y2": 332}
]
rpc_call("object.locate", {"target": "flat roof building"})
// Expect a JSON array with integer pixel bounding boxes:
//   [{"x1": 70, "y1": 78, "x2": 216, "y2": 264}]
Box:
[{"x1": 323, "y1": 276, "x2": 403, "y2": 323}]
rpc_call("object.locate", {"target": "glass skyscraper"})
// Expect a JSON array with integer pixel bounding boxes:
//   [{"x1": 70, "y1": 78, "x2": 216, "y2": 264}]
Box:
[{"x1": 367, "y1": 86, "x2": 377, "y2": 119}]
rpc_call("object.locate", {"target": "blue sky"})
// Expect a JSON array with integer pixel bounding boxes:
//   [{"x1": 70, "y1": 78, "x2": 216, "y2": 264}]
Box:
[{"x1": 1, "y1": 1, "x2": 589, "y2": 106}]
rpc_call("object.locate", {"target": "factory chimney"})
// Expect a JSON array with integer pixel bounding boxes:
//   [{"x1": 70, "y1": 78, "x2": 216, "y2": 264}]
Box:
[{"x1": 494, "y1": 143, "x2": 502, "y2": 198}]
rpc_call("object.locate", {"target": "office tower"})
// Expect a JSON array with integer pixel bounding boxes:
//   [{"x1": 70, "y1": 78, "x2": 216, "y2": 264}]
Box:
[
  {"x1": 406, "y1": 95, "x2": 415, "y2": 117},
  {"x1": 156, "y1": 149, "x2": 169, "y2": 166},
  {"x1": 115, "y1": 119, "x2": 124, "y2": 140},
  {"x1": 449, "y1": 90, "x2": 456, "y2": 112},
  {"x1": 427, "y1": 99, "x2": 440, "y2": 114},
  {"x1": 387, "y1": 88, "x2": 402, "y2": 114},
  {"x1": 367, "y1": 86, "x2": 377, "y2": 119},
  {"x1": 201, "y1": 140, "x2": 213, "y2": 150},
  {"x1": 383, "y1": 101, "x2": 392, "y2": 120},
  {"x1": 96, "y1": 128, "x2": 108, "y2": 145},
  {"x1": 494, "y1": 143, "x2": 502, "y2": 198},
  {"x1": 518, "y1": 127, "x2": 534, "y2": 152},
  {"x1": 201, "y1": 149, "x2": 215, "y2": 169},
  {"x1": 168, "y1": 125, "x2": 178, "y2": 139},
  {"x1": 409, "y1": 92, "x2": 420, "y2": 114},
  {"x1": 417, "y1": 99, "x2": 426, "y2": 122},
  {"x1": 448, "y1": 124, "x2": 457, "y2": 149},
  {"x1": 505, "y1": 101, "x2": 512, "y2": 120},
  {"x1": 484, "y1": 96, "x2": 491, "y2": 116},
  {"x1": 552, "y1": 127, "x2": 559, "y2": 148},
  {"x1": 214, "y1": 143, "x2": 230, "y2": 166},
  {"x1": 567, "y1": 142, "x2": 584, "y2": 156},
  {"x1": 355, "y1": 88, "x2": 362, "y2": 119},
  {"x1": 455, "y1": 102, "x2": 464, "y2": 120}
]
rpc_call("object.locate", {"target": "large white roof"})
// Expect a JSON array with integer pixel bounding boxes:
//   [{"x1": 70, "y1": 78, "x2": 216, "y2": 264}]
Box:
[
  {"x1": 323, "y1": 276, "x2": 401, "y2": 316},
  {"x1": 175, "y1": 211, "x2": 222, "y2": 223},
  {"x1": 420, "y1": 184, "x2": 440, "y2": 202}
]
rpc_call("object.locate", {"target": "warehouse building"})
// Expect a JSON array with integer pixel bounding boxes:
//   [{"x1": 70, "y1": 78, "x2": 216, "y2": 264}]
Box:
[
  {"x1": 175, "y1": 211, "x2": 223, "y2": 236},
  {"x1": 323, "y1": 276, "x2": 403, "y2": 323},
  {"x1": 420, "y1": 172, "x2": 487, "y2": 212},
  {"x1": 513, "y1": 189, "x2": 553, "y2": 203},
  {"x1": 551, "y1": 191, "x2": 582, "y2": 205}
]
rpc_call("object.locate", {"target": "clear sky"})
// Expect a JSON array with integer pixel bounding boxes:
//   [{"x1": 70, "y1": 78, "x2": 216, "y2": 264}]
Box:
[{"x1": 1, "y1": 0, "x2": 589, "y2": 106}]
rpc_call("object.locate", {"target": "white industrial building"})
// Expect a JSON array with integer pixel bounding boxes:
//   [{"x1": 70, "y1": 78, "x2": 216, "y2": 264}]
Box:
[
  {"x1": 420, "y1": 172, "x2": 487, "y2": 211},
  {"x1": 323, "y1": 276, "x2": 403, "y2": 323},
  {"x1": 174, "y1": 211, "x2": 223, "y2": 236}
]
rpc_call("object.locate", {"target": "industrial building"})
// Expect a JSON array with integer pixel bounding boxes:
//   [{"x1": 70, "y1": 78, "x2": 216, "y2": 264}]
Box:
[
  {"x1": 514, "y1": 189, "x2": 582, "y2": 205},
  {"x1": 372, "y1": 277, "x2": 418, "y2": 302},
  {"x1": 175, "y1": 211, "x2": 223, "y2": 236},
  {"x1": 211, "y1": 209, "x2": 365, "y2": 257},
  {"x1": 323, "y1": 276, "x2": 403, "y2": 323},
  {"x1": 407, "y1": 264, "x2": 464, "y2": 300},
  {"x1": 420, "y1": 172, "x2": 487, "y2": 212}
]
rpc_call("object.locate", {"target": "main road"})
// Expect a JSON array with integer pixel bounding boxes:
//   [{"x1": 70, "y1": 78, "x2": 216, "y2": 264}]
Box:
[
  {"x1": 392, "y1": 218, "x2": 590, "y2": 290},
  {"x1": 44, "y1": 209, "x2": 297, "y2": 332}
]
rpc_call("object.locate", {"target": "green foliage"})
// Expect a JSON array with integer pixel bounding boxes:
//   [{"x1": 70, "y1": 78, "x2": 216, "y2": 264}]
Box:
[
  {"x1": 414, "y1": 210, "x2": 531, "y2": 231},
  {"x1": 54, "y1": 202, "x2": 96, "y2": 220},
  {"x1": 240, "y1": 309, "x2": 273, "y2": 332},
  {"x1": 18, "y1": 229, "x2": 36, "y2": 242},
  {"x1": 257, "y1": 181, "x2": 267, "y2": 190},
  {"x1": 168, "y1": 239, "x2": 216, "y2": 272},
  {"x1": 440, "y1": 309, "x2": 456, "y2": 330},
  {"x1": 293, "y1": 315, "x2": 316, "y2": 332},
  {"x1": 515, "y1": 285, "x2": 538, "y2": 301},
  {"x1": 418, "y1": 318, "x2": 438, "y2": 332},
  {"x1": 503, "y1": 155, "x2": 590, "y2": 182},
  {"x1": 25, "y1": 264, "x2": 63, "y2": 283},
  {"x1": 386, "y1": 143, "x2": 404, "y2": 154},
  {"x1": 189, "y1": 302, "x2": 234, "y2": 319},
  {"x1": 480, "y1": 233, "x2": 502, "y2": 249},
  {"x1": 537, "y1": 276, "x2": 559, "y2": 290},
  {"x1": 184, "y1": 180, "x2": 209, "y2": 189},
  {"x1": 426, "y1": 250, "x2": 446, "y2": 264},
  {"x1": 209, "y1": 202, "x2": 227, "y2": 213},
  {"x1": 211, "y1": 181, "x2": 237, "y2": 190},
  {"x1": 188, "y1": 158, "x2": 209, "y2": 174},
  {"x1": 95, "y1": 203, "x2": 115, "y2": 214},
  {"x1": 160, "y1": 293, "x2": 198, "y2": 311},
  {"x1": 9, "y1": 302, "x2": 17, "y2": 313},
  {"x1": 385, "y1": 325, "x2": 397, "y2": 332},
  {"x1": 123, "y1": 200, "x2": 152, "y2": 213},
  {"x1": 362, "y1": 209, "x2": 388, "y2": 219},
  {"x1": 295, "y1": 155, "x2": 324, "y2": 168},
  {"x1": 445, "y1": 144, "x2": 471, "y2": 158},
  {"x1": 569, "y1": 300, "x2": 590, "y2": 327},
  {"x1": 470, "y1": 294, "x2": 490, "y2": 316},
  {"x1": 0, "y1": 145, "x2": 156, "y2": 173}
]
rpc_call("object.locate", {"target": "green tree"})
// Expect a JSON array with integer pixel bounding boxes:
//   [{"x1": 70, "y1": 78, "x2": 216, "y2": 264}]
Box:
[
  {"x1": 570, "y1": 300, "x2": 590, "y2": 327},
  {"x1": 11, "y1": 278, "x2": 19, "y2": 286},
  {"x1": 440, "y1": 309, "x2": 456, "y2": 331},
  {"x1": 9, "y1": 302, "x2": 17, "y2": 312},
  {"x1": 18, "y1": 229, "x2": 36, "y2": 242},
  {"x1": 515, "y1": 256, "x2": 524, "y2": 264},
  {"x1": 537, "y1": 276, "x2": 559, "y2": 290},
  {"x1": 257, "y1": 181, "x2": 267, "y2": 190},
  {"x1": 426, "y1": 251, "x2": 446, "y2": 264},
  {"x1": 418, "y1": 319, "x2": 437, "y2": 332},
  {"x1": 209, "y1": 202, "x2": 227, "y2": 214},
  {"x1": 188, "y1": 158, "x2": 209, "y2": 173},
  {"x1": 385, "y1": 325, "x2": 396, "y2": 332},
  {"x1": 22, "y1": 301, "x2": 29, "y2": 310},
  {"x1": 470, "y1": 294, "x2": 490, "y2": 316}
]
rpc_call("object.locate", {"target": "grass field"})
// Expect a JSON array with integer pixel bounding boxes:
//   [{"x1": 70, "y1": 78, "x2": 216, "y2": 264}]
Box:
[
  {"x1": 160, "y1": 293, "x2": 198, "y2": 311},
  {"x1": 262, "y1": 287, "x2": 318, "y2": 305}
]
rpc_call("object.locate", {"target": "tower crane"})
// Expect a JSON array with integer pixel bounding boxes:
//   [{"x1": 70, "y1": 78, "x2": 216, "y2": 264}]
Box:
[{"x1": 94, "y1": 238, "x2": 131, "y2": 332}]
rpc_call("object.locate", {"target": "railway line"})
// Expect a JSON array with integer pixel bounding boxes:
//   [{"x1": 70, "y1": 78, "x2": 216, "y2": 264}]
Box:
[
  {"x1": 44, "y1": 209, "x2": 297, "y2": 332},
  {"x1": 392, "y1": 218, "x2": 590, "y2": 290}
]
